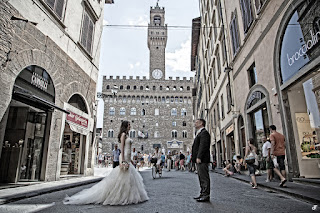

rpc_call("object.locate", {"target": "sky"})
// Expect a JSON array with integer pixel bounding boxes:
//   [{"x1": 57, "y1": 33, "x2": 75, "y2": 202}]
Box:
[{"x1": 96, "y1": 0, "x2": 200, "y2": 128}]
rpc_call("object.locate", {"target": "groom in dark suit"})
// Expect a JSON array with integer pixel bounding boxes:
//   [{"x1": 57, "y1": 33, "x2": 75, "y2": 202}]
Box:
[{"x1": 192, "y1": 119, "x2": 211, "y2": 202}]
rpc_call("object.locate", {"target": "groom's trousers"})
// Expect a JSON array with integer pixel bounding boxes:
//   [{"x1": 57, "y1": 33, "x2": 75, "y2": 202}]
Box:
[{"x1": 197, "y1": 163, "x2": 210, "y2": 198}]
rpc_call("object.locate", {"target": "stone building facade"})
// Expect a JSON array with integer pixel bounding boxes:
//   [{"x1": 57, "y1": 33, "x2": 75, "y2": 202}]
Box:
[
  {"x1": 101, "y1": 3, "x2": 194, "y2": 155},
  {"x1": 193, "y1": 0, "x2": 320, "y2": 178},
  {"x1": 0, "y1": 0, "x2": 113, "y2": 183}
]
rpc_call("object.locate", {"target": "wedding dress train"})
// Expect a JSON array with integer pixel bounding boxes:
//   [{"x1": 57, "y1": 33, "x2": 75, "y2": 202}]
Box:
[{"x1": 63, "y1": 137, "x2": 149, "y2": 205}]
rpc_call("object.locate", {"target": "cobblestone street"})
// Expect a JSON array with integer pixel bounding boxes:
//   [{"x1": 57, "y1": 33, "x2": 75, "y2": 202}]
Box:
[{"x1": 0, "y1": 169, "x2": 317, "y2": 213}]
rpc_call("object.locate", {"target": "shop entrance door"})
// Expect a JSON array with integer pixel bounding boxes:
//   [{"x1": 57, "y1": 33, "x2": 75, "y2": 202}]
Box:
[
  {"x1": 20, "y1": 111, "x2": 47, "y2": 181},
  {"x1": 251, "y1": 105, "x2": 269, "y2": 150}
]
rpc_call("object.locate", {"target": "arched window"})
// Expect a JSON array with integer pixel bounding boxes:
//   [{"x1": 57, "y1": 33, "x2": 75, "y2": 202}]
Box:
[
  {"x1": 127, "y1": 85, "x2": 130, "y2": 90},
  {"x1": 140, "y1": 86, "x2": 143, "y2": 90},
  {"x1": 166, "y1": 96, "x2": 170, "y2": 103},
  {"x1": 175, "y1": 96, "x2": 179, "y2": 103},
  {"x1": 120, "y1": 107, "x2": 126, "y2": 115},
  {"x1": 181, "y1": 108, "x2": 187, "y2": 116},
  {"x1": 129, "y1": 130, "x2": 136, "y2": 138},
  {"x1": 154, "y1": 15, "x2": 161, "y2": 25},
  {"x1": 120, "y1": 85, "x2": 123, "y2": 90},
  {"x1": 171, "y1": 130, "x2": 178, "y2": 138},
  {"x1": 133, "y1": 86, "x2": 137, "y2": 90},
  {"x1": 180, "y1": 86, "x2": 183, "y2": 91},
  {"x1": 171, "y1": 96, "x2": 174, "y2": 103},
  {"x1": 182, "y1": 130, "x2": 188, "y2": 138},
  {"x1": 109, "y1": 107, "x2": 115, "y2": 115},
  {"x1": 171, "y1": 108, "x2": 177, "y2": 116},
  {"x1": 173, "y1": 86, "x2": 177, "y2": 91},
  {"x1": 106, "y1": 85, "x2": 110, "y2": 89},
  {"x1": 160, "y1": 86, "x2": 163, "y2": 90},
  {"x1": 108, "y1": 129, "x2": 114, "y2": 138},
  {"x1": 131, "y1": 108, "x2": 136, "y2": 115},
  {"x1": 166, "y1": 86, "x2": 170, "y2": 91},
  {"x1": 154, "y1": 131, "x2": 160, "y2": 138},
  {"x1": 182, "y1": 121, "x2": 187, "y2": 126},
  {"x1": 153, "y1": 86, "x2": 156, "y2": 91},
  {"x1": 187, "y1": 86, "x2": 190, "y2": 90}
]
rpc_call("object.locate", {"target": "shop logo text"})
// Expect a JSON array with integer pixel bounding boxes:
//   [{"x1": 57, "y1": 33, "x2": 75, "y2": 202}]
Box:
[
  {"x1": 31, "y1": 72, "x2": 48, "y2": 91},
  {"x1": 287, "y1": 30, "x2": 320, "y2": 66}
]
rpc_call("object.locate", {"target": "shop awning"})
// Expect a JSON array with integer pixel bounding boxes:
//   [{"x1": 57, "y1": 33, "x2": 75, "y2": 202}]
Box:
[{"x1": 13, "y1": 86, "x2": 69, "y2": 114}]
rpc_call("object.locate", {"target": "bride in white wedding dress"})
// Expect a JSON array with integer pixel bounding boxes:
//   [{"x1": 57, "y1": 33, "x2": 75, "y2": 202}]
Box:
[{"x1": 63, "y1": 121, "x2": 149, "y2": 205}]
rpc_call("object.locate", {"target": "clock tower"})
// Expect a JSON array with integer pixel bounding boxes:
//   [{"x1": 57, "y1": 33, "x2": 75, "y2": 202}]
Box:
[{"x1": 148, "y1": 2, "x2": 167, "y2": 80}]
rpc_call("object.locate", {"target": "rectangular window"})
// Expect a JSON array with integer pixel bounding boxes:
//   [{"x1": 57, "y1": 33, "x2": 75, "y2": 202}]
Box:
[
  {"x1": 80, "y1": 10, "x2": 95, "y2": 55},
  {"x1": 45, "y1": 0, "x2": 65, "y2": 19},
  {"x1": 216, "y1": 49, "x2": 221, "y2": 78},
  {"x1": 227, "y1": 82, "x2": 233, "y2": 112},
  {"x1": 212, "y1": 59, "x2": 217, "y2": 86},
  {"x1": 240, "y1": 0, "x2": 254, "y2": 33},
  {"x1": 221, "y1": 31, "x2": 227, "y2": 64},
  {"x1": 230, "y1": 12, "x2": 241, "y2": 56},
  {"x1": 213, "y1": 11, "x2": 217, "y2": 41},
  {"x1": 221, "y1": 94, "x2": 225, "y2": 119},
  {"x1": 155, "y1": 108, "x2": 159, "y2": 116},
  {"x1": 248, "y1": 63, "x2": 257, "y2": 88},
  {"x1": 217, "y1": 102, "x2": 220, "y2": 120}
]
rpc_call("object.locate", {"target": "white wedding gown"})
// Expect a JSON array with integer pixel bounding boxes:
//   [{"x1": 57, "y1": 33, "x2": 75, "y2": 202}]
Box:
[{"x1": 63, "y1": 137, "x2": 149, "y2": 205}]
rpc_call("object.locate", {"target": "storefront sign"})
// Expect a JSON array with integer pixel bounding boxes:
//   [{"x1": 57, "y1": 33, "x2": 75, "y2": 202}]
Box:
[
  {"x1": 226, "y1": 124, "x2": 234, "y2": 135},
  {"x1": 66, "y1": 111, "x2": 88, "y2": 128},
  {"x1": 287, "y1": 30, "x2": 320, "y2": 67},
  {"x1": 31, "y1": 72, "x2": 48, "y2": 91}
]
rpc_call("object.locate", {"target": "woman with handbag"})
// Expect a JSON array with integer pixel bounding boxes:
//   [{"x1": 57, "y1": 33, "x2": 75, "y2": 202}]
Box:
[{"x1": 244, "y1": 138, "x2": 258, "y2": 189}]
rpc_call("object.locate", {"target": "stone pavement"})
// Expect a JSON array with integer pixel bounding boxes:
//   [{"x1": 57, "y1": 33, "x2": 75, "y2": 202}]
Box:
[
  {"x1": 0, "y1": 167, "x2": 113, "y2": 204},
  {"x1": 214, "y1": 168, "x2": 320, "y2": 204},
  {"x1": 0, "y1": 166, "x2": 319, "y2": 206}
]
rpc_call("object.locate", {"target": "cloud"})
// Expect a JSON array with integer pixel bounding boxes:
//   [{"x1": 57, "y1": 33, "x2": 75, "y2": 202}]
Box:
[
  {"x1": 129, "y1": 61, "x2": 141, "y2": 69},
  {"x1": 128, "y1": 15, "x2": 148, "y2": 26},
  {"x1": 166, "y1": 38, "x2": 191, "y2": 72}
]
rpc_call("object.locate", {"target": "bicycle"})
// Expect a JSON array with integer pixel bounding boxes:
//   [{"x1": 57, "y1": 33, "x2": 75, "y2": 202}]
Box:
[{"x1": 151, "y1": 158, "x2": 162, "y2": 179}]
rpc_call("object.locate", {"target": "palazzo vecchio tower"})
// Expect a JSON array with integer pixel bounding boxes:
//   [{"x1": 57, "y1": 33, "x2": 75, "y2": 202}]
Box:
[{"x1": 101, "y1": 2, "x2": 194, "y2": 155}]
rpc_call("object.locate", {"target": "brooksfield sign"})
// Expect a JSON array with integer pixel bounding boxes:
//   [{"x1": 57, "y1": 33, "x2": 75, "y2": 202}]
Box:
[{"x1": 287, "y1": 30, "x2": 320, "y2": 66}]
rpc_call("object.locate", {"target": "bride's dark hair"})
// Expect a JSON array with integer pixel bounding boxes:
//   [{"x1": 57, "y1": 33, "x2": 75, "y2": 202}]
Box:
[{"x1": 118, "y1": 120, "x2": 129, "y2": 142}]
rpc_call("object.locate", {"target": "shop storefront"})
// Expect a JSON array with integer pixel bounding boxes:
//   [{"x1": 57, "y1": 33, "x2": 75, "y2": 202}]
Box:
[
  {"x1": 226, "y1": 124, "x2": 235, "y2": 161},
  {"x1": 59, "y1": 101, "x2": 94, "y2": 177},
  {"x1": 0, "y1": 65, "x2": 67, "y2": 183},
  {"x1": 275, "y1": 0, "x2": 320, "y2": 178},
  {"x1": 245, "y1": 87, "x2": 272, "y2": 152}
]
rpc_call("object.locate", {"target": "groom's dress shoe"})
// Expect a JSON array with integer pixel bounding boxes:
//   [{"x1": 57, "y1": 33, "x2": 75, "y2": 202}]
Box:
[
  {"x1": 193, "y1": 196, "x2": 201, "y2": 199},
  {"x1": 196, "y1": 197, "x2": 210, "y2": 202}
]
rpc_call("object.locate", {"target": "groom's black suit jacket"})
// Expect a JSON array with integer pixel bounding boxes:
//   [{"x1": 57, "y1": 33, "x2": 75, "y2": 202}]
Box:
[{"x1": 192, "y1": 128, "x2": 211, "y2": 163}]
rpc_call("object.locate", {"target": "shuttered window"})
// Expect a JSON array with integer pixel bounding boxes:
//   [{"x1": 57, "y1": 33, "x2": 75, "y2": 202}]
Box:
[
  {"x1": 80, "y1": 10, "x2": 94, "y2": 55},
  {"x1": 45, "y1": 0, "x2": 65, "y2": 19},
  {"x1": 230, "y1": 12, "x2": 241, "y2": 56},
  {"x1": 240, "y1": 0, "x2": 254, "y2": 33}
]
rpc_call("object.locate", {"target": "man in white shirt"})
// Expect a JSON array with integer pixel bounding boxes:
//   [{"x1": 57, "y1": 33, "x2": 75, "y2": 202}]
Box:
[
  {"x1": 262, "y1": 136, "x2": 272, "y2": 182},
  {"x1": 112, "y1": 144, "x2": 121, "y2": 168}
]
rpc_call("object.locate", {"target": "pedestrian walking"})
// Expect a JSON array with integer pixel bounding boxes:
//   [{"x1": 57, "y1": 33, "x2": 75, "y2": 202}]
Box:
[
  {"x1": 186, "y1": 151, "x2": 191, "y2": 171},
  {"x1": 270, "y1": 125, "x2": 287, "y2": 187},
  {"x1": 192, "y1": 119, "x2": 211, "y2": 202},
  {"x1": 261, "y1": 136, "x2": 273, "y2": 182},
  {"x1": 180, "y1": 152, "x2": 185, "y2": 171},
  {"x1": 98, "y1": 153, "x2": 104, "y2": 168},
  {"x1": 112, "y1": 144, "x2": 121, "y2": 168},
  {"x1": 244, "y1": 138, "x2": 259, "y2": 189},
  {"x1": 167, "y1": 153, "x2": 172, "y2": 171}
]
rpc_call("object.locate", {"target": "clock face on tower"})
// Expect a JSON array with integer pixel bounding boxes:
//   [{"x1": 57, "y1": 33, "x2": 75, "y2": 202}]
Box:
[{"x1": 152, "y1": 69, "x2": 163, "y2": 79}]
